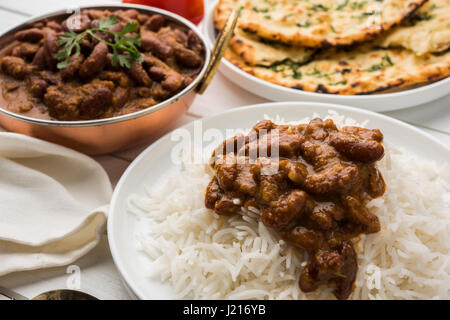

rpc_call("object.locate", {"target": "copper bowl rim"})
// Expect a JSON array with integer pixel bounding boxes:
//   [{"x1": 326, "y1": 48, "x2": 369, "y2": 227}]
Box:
[{"x1": 0, "y1": 3, "x2": 211, "y2": 127}]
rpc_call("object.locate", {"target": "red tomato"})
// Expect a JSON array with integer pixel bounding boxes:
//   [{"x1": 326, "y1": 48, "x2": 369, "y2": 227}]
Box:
[{"x1": 123, "y1": 0, "x2": 204, "y2": 25}]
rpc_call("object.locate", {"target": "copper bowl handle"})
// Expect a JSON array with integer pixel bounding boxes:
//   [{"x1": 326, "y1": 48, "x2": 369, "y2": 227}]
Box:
[{"x1": 196, "y1": 9, "x2": 238, "y2": 94}]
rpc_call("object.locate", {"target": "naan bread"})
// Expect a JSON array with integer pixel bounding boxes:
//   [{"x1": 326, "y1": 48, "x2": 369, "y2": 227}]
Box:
[
  {"x1": 380, "y1": 0, "x2": 450, "y2": 55},
  {"x1": 224, "y1": 45, "x2": 450, "y2": 94},
  {"x1": 215, "y1": 0, "x2": 427, "y2": 48},
  {"x1": 229, "y1": 29, "x2": 314, "y2": 66}
]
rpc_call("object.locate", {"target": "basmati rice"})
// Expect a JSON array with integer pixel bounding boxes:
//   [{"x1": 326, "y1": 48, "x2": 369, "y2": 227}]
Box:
[{"x1": 128, "y1": 113, "x2": 450, "y2": 300}]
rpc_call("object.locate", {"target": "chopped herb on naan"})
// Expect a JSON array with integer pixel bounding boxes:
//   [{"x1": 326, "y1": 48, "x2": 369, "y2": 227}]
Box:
[
  {"x1": 215, "y1": 0, "x2": 428, "y2": 48},
  {"x1": 224, "y1": 45, "x2": 450, "y2": 94}
]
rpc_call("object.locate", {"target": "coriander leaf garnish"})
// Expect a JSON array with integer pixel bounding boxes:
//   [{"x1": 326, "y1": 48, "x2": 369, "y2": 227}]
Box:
[
  {"x1": 297, "y1": 20, "x2": 312, "y2": 28},
  {"x1": 238, "y1": 6, "x2": 245, "y2": 17},
  {"x1": 98, "y1": 15, "x2": 118, "y2": 29},
  {"x1": 292, "y1": 69, "x2": 302, "y2": 79},
  {"x1": 328, "y1": 80, "x2": 347, "y2": 86},
  {"x1": 284, "y1": 13, "x2": 295, "y2": 19},
  {"x1": 252, "y1": 7, "x2": 269, "y2": 13},
  {"x1": 310, "y1": 4, "x2": 329, "y2": 12},
  {"x1": 306, "y1": 66, "x2": 330, "y2": 79},
  {"x1": 270, "y1": 64, "x2": 286, "y2": 72},
  {"x1": 352, "y1": 10, "x2": 380, "y2": 20},
  {"x1": 350, "y1": 1, "x2": 368, "y2": 10},
  {"x1": 366, "y1": 54, "x2": 394, "y2": 72},
  {"x1": 264, "y1": 60, "x2": 304, "y2": 79},
  {"x1": 410, "y1": 12, "x2": 435, "y2": 26},
  {"x1": 55, "y1": 15, "x2": 142, "y2": 70},
  {"x1": 336, "y1": 0, "x2": 349, "y2": 11},
  {"x1": 306, "y1": 66, "x2": 322, "y2": 76}
]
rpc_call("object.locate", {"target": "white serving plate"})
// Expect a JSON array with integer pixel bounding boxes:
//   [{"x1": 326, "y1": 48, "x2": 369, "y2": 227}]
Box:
[
  {"x1": 202, "y1": 2, "x2": 450, "y2": 112},
  {"x1": 107, "y1": 101, "x2": 450, "y2": 299}
]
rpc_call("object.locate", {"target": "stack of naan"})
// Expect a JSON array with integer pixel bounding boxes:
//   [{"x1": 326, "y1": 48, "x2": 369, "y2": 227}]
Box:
[{"x1": 215, "y1": 0, "x2": 450, "y2": 94}]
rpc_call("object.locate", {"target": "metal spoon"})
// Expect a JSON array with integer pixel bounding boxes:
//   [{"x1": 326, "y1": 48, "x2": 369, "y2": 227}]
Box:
[{"x1": 0, "y1": 286, "x2": 98, "y2": 300}]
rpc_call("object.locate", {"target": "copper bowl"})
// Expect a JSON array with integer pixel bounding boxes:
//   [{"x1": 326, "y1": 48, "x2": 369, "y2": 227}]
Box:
[{"x1": 0, "y1": 4, "x2": 234, "y2": 155}]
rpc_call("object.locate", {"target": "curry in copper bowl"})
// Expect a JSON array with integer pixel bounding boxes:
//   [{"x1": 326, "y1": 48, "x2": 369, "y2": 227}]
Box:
[
  {"x1": 0, "y1": 8, "x2": 205, "y2": 121},
  {"x1": 0, "y1": 4, "x2": 231, "y2": 154}
]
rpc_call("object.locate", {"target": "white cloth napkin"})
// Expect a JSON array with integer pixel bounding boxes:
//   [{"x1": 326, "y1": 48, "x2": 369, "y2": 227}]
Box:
[{"x1": 0, "y1": 132, "x2": 112, "y2": 276}]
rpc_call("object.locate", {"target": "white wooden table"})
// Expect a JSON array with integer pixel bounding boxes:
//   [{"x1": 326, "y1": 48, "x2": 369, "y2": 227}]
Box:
[{"x1": 0, "y1": 0, "x2": 448, "y2": 300}]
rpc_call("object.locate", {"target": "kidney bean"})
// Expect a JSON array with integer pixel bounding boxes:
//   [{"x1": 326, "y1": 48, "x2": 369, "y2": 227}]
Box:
[
  {"x1": 79, "y1": 42, "x2": 108, "y2": 78},
  {"x1": 148, "y1": 66, "x2": 166, "y2": 81},
  {"x1": 162, "y1": 73, "x2": 183, "y2": 92},
  {"x1": 46, "y1": 21, "x2": 63, "y2": 32},
  {"x1": 280, "y1": 160, "x2": 308, "y2": 185},
  {"x1": 174, "y1": 47, "x2": 202, "y2": 68},
  {"x1": 329, "y1": 132, "x2": 384, "y2": 163},
  {"x1": 261, "y1": 190, "x2": 307, "y2": 230},
  {"x1": 173, "y1": 29, "x2": 188, "y2": 47},
  {"x1": 141, "y1": 33, "x2": 173, "y2": 60},
  {"x1": 44, "y1": 31, "x2": 59, "y2": 70},
  {"x1": 183, "y1": 76, "x2": 193, "y2": 87},
  {"x1": 104, "y1": 53, "x2": 120, "y2": 71},
  {"x1": 137, "y1": 14, "x2": 149, "y2": 25},
  {"x1": 342, "y1": 126, "x2": 384, "y2": 142},
  {"x1": 304, "y1": 164, "x2": 359, "y2": 195},
  {"x1": 299, "y1": 249, "x2": 342, "y2": 292},
  {"x1": 281, "y1": 226, "x2": 324, "y2": 251},
  {"x1": 33, "y1": 22, "x2": 45, "y2": 29},
  {"x1": 0, "y1": 56, "x2": 34, "y2": 79},
  {"x1": 214, "y1": 195, "x2": 241, "y2": 215},
  {"x1": 113, "y1": 87, "x2": 130, "y2": 109},
  {"x1": 84, "y1": 9, "x2": 103, "y2": 20},
  {"x1": 157, "y1": 27, "x2": 202, "y2": 68},
  {"x1": 79, "y1": 87, "x2": 112, "y2": 119},
  {"x1": 61, "y1": 54, "x2": 84, "y2": 81},
  {"x1": 12, "y1": 43, "x2": 39, "y2": 59},
  {"x1": 110, "y1": 22, "x2": 125, "y2": 33},
  {"x1": 128, "y1": 62, "x2": 152, "y2": 86},
  {"x1": 90, "y1": 19, "x2": 99, "y2": 28},
  {"x1": 368, "y1": 166, "x2": 386, "y2": 198},
  {"x1": 188, "y1": 30, "x2": 203, "y2": 55},
  {"x1": 333, "y1": 241, "x2": 358, "y2": 300},
  {"x1": 14, "y1": 28, "x2": 44, "y2": 42},
  {"x1": 150, "y1": 82, "x2": 171, "y2": 101},
  {"x1": 122, "y1": 9, "x2": 139, "y2": 19},
  {"x1": 29, "y1": 78, "x2": 48, "y2": 98},
  {"x1": 80, "y1": 36, "x2": 93, "y2": 56},
  {"x1": 144, "y1": 14, "x2": 165, "y2": 32},
  {"x1": 205, "y1": 178, "x2": 221, "y2": 209},
  {"x1": 341, "y1": 195, "x2": 380, "y2": 233},
  {"x1": 143, "y1": 55, "x2": 184, "y2": 91},
  {"x1": 40, "y1": 70, "x2": 61, "y2": 85}
]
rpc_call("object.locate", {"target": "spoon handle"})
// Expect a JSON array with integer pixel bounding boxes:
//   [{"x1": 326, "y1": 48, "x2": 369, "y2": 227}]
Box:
[{"x1": 0, "y1": 286, "x2": 28, "y2": 300}]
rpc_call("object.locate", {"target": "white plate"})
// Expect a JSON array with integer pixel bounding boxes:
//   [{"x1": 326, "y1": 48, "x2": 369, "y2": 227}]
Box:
[
  {"x1": 202, "y1": 2, "x2": 450, "y2": 112},
  {"x1": 108, "y1": 101, "x2": 450, "y2": 299}
]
